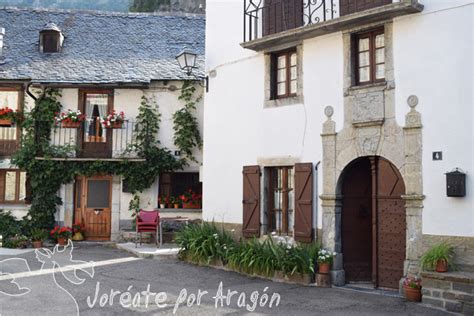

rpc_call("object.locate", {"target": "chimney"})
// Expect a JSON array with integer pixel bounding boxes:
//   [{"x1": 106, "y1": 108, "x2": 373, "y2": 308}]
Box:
[{"x1": 0, "y1": 28, "x2": 5, "y2": 63}]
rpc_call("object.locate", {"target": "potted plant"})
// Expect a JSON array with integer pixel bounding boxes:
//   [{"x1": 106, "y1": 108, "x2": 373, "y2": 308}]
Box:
[
  {"x1": 420, "y1": 242, "x2": 455, "y2": 273},
  {"x1": 159, "y1": 195, "x2": 168, "y2": 209},
  {"x1": 179, "y1": 189, "x2": 202, "y2": 209},
  {"x1": 54, "y1": 109, "x2": 86, "y2": 128},
  {"x1": 403, "y1": 276, "x2": 422, "y2": 302},
  {"x1": 72, "y1": 223, "x2": 85, "y2": 241},
  {"x1": 170, "y1": 196, "x2": 180, "y2": 209},
  {"x1": 30, "y1": 228, "x2": 48, "y2": 248},
  {"x1": 317, "y1": 248, "x2": 335, "y2": 274},
  {"x1": 0, "y1": 106, "x2": 18, "y2": 126},
  {"x1": 50, "y1": 226, "x2": 72, "y2": 246},
  {"x1": 101, "y1": 110, "x2": 125, "y2": 129}
]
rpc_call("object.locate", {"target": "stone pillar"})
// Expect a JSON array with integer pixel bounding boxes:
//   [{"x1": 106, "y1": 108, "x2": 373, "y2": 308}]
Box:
[
  {"x1": 320, "y1": 106, "x2": 345, "y2": 286},
  {"x1": 403, "y1": 95, "x2": 424, "y2": 276}
]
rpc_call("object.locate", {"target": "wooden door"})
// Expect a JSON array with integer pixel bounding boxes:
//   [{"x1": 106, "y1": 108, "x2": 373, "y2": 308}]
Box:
[
  {"x1": 376, "y1": 158, "x2": 406, "y2": 289},
  {"x1": 78, "y1": 90, "x2": 113, "y2": 158},
  {"x1": 342, "y1": 157, "x2": 406, "y2": 289},
  {"x1": 74, "y1": 176, "x2": 112, "y2": 240},
  {"x1": 294, "y1": 163, "x2": 313, "y2": 243},
  {"x1": 342, "y1": 158, "x2": 373, "y2": 283}
]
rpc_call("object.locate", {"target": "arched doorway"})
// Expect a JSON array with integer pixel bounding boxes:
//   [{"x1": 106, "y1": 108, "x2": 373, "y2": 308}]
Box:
[{"x1": 341, "y1": 156, "x2": 406, "y2": 289}]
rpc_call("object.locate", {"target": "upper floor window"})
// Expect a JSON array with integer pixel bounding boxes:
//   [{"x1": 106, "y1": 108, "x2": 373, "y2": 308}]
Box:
[
  {"x1": 354, "y1": 29, "x2": 385, "y2": 85},
  {"x1": 39, "y1": 23, "x2": 64, "y2": 53},
  {"x1": 272, "y1": 50, "x2": 298, "y2": 99}
]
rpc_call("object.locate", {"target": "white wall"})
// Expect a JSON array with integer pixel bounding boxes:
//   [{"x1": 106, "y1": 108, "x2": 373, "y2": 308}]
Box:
[
  {"x1": 204, "y1": 0, "x2": 473, "y2": 237},
  {"x1": 393, "y1": 2, "x2": 474, "y2": 236}
]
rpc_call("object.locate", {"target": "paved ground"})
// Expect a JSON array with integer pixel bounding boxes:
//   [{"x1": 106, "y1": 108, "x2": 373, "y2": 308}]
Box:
[{"x1": 0, "y1": 243, "x2": 450, "y2": 315}]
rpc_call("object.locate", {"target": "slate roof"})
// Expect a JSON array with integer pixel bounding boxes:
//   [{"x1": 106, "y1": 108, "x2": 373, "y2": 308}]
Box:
[{"x1": 0, "y1": 7, "x2": 205, "y2": 84}]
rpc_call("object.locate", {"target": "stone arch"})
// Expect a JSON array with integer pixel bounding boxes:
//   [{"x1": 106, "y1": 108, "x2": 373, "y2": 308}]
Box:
[{"x1": 320, "y1": 95, "x2": 424, "y2": 288}]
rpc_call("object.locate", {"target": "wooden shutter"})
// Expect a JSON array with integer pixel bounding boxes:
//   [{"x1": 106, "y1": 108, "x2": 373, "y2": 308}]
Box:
[
  {"x1": 242, "y1": 166, "x2": 261, "y2": 238},
  {"x1": 340, "y1": 0, "x2": 391, "y2": 16},
  {"x1": 263, "y1": 0, "x2": 303, "y2": 37},
  {"x1": 294, "y1": 163, "x2": 313, "y2": 242}
]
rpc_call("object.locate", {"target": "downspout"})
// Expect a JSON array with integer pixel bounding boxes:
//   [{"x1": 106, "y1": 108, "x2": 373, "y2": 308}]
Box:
[{"x1": 314, "y1": 161, "x2": 321, "y2": 241}]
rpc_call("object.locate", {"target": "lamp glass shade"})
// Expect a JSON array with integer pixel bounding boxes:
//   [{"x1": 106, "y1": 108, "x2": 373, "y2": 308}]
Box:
[{"x1": 176, "y1": 50, "x2": 197, "y2": 75}]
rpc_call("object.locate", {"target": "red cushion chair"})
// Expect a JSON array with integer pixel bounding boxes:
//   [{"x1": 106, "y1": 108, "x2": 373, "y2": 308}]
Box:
[{"x1": 136, "y1": 210, "x2": 160, "y2": 247}]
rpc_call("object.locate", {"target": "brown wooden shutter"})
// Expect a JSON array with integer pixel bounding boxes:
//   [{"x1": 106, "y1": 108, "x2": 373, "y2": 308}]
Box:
[
  {"x1": 0, "y1": 170, "x2": 5, "y2": 202},
  {"x1": 340, "y1": 0, "x2": 391, "y2": 16},
  {"x1": 294, "y1": 163, "x2": 313, "y2": 242},
  {"x1": 24, "y1": 174, "x2": 32, "y2": 204},
  {"x1": 263, "y1": 0, "x2": 303, "y2": 37},
  {"x1": 242, "y1": 165, "x2": 261, "y2": 238}
]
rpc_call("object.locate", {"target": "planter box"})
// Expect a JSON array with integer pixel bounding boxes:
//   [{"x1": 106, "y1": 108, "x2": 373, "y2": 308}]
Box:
[
  {"x1": 0, "y1": 119, "x2": 13, "y2": 126},
  {"x1": 104, "y1": 121, "x2": 123, "y2": 129},
  {"x1": 182, "y1": 202, "x2": 201, "y2": 209},
  {"x1": 62, "y1": 121, "x2": 81, "y2": 128}
]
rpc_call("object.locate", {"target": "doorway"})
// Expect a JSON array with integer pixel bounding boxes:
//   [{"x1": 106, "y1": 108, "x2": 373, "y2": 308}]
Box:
[
  {"x1": 74, "y1": 175, "x2": 112, "y2": 240},
  {"x1": 341, "y1": 156, "x2": 406, "y2": 289}
]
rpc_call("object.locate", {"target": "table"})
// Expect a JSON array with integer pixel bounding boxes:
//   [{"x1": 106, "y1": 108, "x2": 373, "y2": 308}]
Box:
[{"x1": 158, "y1": 216, "x2": 190, "y2": 247}]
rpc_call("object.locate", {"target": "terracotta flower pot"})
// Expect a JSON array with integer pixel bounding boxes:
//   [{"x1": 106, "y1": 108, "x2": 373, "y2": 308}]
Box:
[
  {"x1": 436, "y1": 259, "x2": 448, "y2": 272},
  {"x1": 0, "y1": 119, "x2": 13, "y2": 126},
  {"x1": 32, "y1": 240, "x2": 43, "y2": 249},
  {"x1": 404, "y1": 286, "x2": 422, "y2": 302},
  {"x1": 174, "y1": 204, "x2": 180, "y2": 209},
  {"x1": 319, "y1": 263, "x2": 331, "y2": 274},
  {"x1": 183, "y1": 202, "x2": 200, "y2": 209},
  {"x1": 57, "y1": 237, "x2": 68, "y2": 246},
  {"x1": 62, "y1": 121, "x2": 81, "y2": 128}
]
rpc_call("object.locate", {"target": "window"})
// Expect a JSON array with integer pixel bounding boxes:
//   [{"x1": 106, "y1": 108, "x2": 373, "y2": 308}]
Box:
[
  {"x1": 0, "y1": 88, "x2": 20, "y2": 156},
  {"x1": 272, "y1": 50, "x2": 298, "y2": 99},
  {"x1": 159, "y1": 172, "x2": 202, "y2": 200},
  {"x1": 266, "y1": 166, "x2": 294, "y2": 235},
  {"x1": 40, "y1": 30, "x2": 62, "y2": 53},
  {"x1": 0, "y1": 169, "x2": 29, "y2": 204},
  {"x1": 354, "y1": 29, "x2": 385, "y2": 85}
]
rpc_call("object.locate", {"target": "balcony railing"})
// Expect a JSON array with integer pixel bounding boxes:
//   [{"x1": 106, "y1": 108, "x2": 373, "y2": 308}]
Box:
[
  {"x1": 244, "y1": 0, "x2": 339, "y2": 42},
  {"x1": 47, "y1": 120, "x2": 140, "y2": 159}
]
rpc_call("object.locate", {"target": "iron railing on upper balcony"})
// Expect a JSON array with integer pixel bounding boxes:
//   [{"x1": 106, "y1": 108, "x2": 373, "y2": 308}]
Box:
[
  {"x1": 47, "y1": 120, "x2": 141, "y2": 159},
  {"x1": 244, "y1": 0, "x2": 339, "y2": 42},
  {"x1": 0, "y1": 124, "x2": 19, "y2": 157}
]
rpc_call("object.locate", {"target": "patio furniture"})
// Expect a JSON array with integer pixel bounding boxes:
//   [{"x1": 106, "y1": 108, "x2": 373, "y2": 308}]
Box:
[
  {"x1": 136, "y1": 210, "x2": 160, "y2": 248},
  {"x1": 158, "y1": 216, "x2": 190, "y2": 247}
]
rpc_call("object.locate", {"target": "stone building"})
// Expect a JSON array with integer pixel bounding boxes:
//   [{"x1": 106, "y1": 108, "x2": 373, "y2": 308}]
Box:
[
  {"x1": 203, "y1": 0, "x2": 473, "y2": 313},
  {"x1": 0, "y1": 7, "x2": 205, "y2": 240}
]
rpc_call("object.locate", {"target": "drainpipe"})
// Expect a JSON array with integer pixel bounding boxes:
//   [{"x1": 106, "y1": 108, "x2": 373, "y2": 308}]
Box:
[{"x1": 314, "y1": 161, "x2": 321, "y2": 241}]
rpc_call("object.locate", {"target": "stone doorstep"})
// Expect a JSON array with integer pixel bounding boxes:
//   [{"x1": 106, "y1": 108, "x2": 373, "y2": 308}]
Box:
[{"x1": 421, "y1": 271, "x2": 474, "y2": 284}]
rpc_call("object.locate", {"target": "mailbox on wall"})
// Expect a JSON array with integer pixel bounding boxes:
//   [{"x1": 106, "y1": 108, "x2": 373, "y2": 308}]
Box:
[{"x1": 446, "y1": 169, "x2": 466, "y2": 197}]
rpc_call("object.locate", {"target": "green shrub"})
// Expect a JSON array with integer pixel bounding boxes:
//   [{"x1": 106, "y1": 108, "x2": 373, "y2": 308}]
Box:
[
  {"x1": 0, "y1": 210, "x2": 24, "y2": 247},
  {"x1": 176, "y1": 222, "x2": 320, "y2": 277},
  {"x1": 175, "y1": 222, "x2": 234, "y2": 264},
  {"x1": 420, "y1": 242, "x2": 456, "y2": 271}
]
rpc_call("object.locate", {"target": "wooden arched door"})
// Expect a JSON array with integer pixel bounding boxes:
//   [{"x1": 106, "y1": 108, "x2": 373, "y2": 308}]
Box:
[{"x1": 342, "y1": 157, "x2": 406, "y2": 289}]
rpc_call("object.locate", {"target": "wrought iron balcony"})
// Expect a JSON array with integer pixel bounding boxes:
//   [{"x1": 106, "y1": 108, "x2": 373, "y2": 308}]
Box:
[
  {"x1": 243, "y1": 0, "x2": 423, "y2": 50},
  {"x1": 47, "y1": 120, "x2": 140, "y2": 159}
]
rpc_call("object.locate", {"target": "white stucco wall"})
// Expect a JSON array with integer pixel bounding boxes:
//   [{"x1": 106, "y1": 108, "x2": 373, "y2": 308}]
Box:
[
  {"x1": 204, "y1": 0, "x2": 473, "y2": 237},
  {"x1": 2, "y1": 81, "x2": 204, "y2": 225}
]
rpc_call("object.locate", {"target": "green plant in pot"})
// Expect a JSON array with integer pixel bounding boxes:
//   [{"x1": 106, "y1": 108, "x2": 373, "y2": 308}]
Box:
[
  {"x1": 420, "y1": 242, "x2": 455, "y2": 273},
  {"x1": 30, "y1": 228, "x2": 48, "y2": 248}
]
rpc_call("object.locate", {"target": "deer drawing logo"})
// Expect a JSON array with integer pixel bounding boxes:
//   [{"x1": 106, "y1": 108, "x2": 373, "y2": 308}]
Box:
[{"x1": 0, "y1": 241, "x2": 94, "y2": 316}]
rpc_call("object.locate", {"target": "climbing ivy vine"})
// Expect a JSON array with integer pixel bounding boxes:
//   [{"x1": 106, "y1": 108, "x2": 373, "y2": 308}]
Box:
[
  {"x1": 12, "y1": 91, "x2": 181, "y2": 230},
  {"x1": 173, "y1": 81, "x2": 203, "y2": 164}
]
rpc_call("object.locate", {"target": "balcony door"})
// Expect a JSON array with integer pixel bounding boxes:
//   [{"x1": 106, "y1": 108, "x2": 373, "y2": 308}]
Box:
[
  {"x1": 78, "y1": 90, "x2": 113, "y2": 158},
  {"x1": 74, "y1": 176, "x2": 112, "y2": 240}
]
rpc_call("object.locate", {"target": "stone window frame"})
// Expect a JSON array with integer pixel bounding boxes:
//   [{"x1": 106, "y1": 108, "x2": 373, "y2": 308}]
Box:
[{"x1": 264, "y1": 44, "x2": 304, "y2": 108}]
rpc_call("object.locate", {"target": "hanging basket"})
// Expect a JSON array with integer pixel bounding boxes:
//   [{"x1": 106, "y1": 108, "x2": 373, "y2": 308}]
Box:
[
  {"x1": 0, "y1": 119, "x2": 13, "y2": 126},
  {"x1": 61, "y1": 121, "x2": 81, "y2": 128}
]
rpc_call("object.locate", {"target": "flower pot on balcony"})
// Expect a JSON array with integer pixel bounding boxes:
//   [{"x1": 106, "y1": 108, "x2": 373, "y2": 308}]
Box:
[
  {"x1": 0, "y1": 119, "x2": 13, "y2": 126},
  {"x1": 182, "y1": 202, "x2": 200, "y2": 209},
  {"x1": 62, "y1": 121, "x2": 81, "y2": 128},
  {"x1": 104, "y1": 121, "x2": 124, "y2": 129}
]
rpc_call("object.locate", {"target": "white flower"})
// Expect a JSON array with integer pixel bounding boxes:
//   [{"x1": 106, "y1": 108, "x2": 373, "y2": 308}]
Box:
[{"x1": 333, "y1": 252, "x2": 337, "y2": 256}]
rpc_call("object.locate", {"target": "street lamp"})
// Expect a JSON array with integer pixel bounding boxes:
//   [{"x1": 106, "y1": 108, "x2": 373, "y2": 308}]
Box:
[{"x1": 175, "y1": 48, "x2": 209, "y2": 92}]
